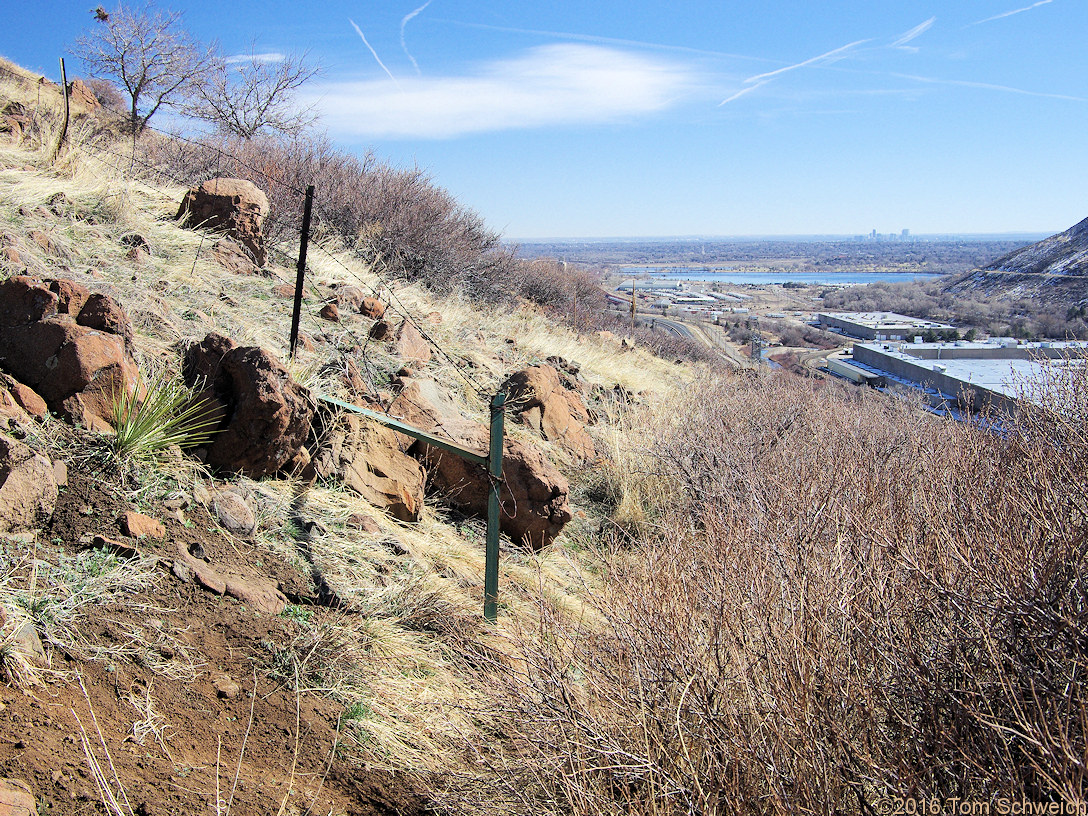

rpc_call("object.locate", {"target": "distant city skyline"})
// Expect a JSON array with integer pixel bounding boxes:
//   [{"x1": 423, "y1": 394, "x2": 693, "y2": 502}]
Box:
[{"x1": 3, "y1": 1, "x2": 1085, "y2": 239}]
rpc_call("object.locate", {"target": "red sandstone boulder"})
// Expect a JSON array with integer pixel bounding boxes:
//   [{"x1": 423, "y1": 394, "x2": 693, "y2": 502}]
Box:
[
  {"x1": 332, "y1": 285, "x2": 386, "y2": 319},
  {"x1": 360, "y1": 297, "x2": 386, "y2": 319},
  {"x1": 0, "y1": 102, "x2": 29, "y2": 142},
  {"x1": 73, "y1": 292, "x2": 133, "y2": 350},
  {"x1": 502, "y1": 365, "x2": 596, "y2": 462},
  {"x1": 0, "y1": 373, "x2": 46, "y2": 422},
  {"x1": 369, "y1": 319, "x2": 392, "y2": 341},
  {"x1": 0, "y1": 778, "x2": 37, "y2": 816},
  {"x1": 67, "y1": 78, "x2": 101, "y2": 111},
  {"x1": 176, "y1": 178, "x2": 270, "y2": 267},
  {"x1": 390, "y1": 379, "x2": 571, "y2": 549},
  {"x1": 394, "y1": 320, "x2": 432, "y2": 364},
  {"x1": 213, "y1": 237, "x2": 258, "y2": 275},
  {"x1": 310, "y1": 406, "x2": 426, "y2": 521},
  {"x1": 0, "y1": 436, "x2": 59, "y2": 533},
  {"x1": 119, "y1": 510, "x2": 166, "y2": 539},
  {"x1": 183, "y1": 333, "x2": 314, "y2": 478},
  {"x1": 0, "y1": 276, "x2": 139, "y2": 430},
  {"x1": 368, "y1": 318, "x2": 432, "y2": 364}
]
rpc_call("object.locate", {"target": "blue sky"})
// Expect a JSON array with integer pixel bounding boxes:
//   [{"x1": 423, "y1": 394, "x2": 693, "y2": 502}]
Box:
[{"x1": 4, "y1": 1, "x2": 1086, "y2": 239}]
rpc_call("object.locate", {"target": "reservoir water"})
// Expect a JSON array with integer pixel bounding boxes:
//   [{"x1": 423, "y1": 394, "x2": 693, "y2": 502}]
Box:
[{"x1": 623, "y1": 267, "x2": 946, "y2": 286}]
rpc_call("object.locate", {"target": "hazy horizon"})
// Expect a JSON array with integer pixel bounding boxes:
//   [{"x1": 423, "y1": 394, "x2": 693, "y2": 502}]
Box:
[{"x1": 511, "y1": 231, "x2": 1053, "y2": 243}]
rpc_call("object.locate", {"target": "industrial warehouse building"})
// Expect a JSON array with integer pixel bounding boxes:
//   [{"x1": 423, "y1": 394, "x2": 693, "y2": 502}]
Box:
[
  {"x1": 836, "y1": 339, "x2": 1088, "y2": 414},
  {"x1": 818, "y1": 311, "x2": 957, "y2": 341}
]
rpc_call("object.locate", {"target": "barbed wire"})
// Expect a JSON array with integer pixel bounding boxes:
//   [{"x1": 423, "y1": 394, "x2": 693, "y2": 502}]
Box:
[
  {"x1": 307, "y1": 239, "x2": 490, "y2": 397},
  {"x1": 1, "y1": 60, "x2": 492, "y2": 396}
]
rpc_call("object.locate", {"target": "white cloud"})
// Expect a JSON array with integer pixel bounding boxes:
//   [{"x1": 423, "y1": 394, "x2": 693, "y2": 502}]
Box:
[
  {"x1": 224, "y1": 52, "x2": 285, "y2": 65},
  {"x1": 308, "y1": 44, "x2": 696, "y2": 139}
]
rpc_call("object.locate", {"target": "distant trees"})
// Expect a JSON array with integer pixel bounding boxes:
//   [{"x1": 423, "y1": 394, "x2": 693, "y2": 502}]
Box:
[{"x1": 71, "y1": 3, "x2": 319, "y2": 138}]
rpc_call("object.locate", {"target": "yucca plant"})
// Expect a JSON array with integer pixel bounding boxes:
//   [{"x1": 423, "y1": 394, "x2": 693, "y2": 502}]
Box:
[{"x1": 110, "y1": 370, "x2": 219, "y2": 471}]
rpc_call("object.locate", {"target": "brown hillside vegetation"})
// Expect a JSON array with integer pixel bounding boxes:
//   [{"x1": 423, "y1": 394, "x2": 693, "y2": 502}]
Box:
[
  {"x1": 0, "y1": 54, "x2": 1086, "y2": 816},
  {"x1": 946, "y1": 215, "x2": 1088, "y2": 306}
]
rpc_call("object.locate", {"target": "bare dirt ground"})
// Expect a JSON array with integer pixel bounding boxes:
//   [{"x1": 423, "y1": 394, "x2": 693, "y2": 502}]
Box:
[{"x1": 0, "y1": 470, "x2": 426, "y2": 816}]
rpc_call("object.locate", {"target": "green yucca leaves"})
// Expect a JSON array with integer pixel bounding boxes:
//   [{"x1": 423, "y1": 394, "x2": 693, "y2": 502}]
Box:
[{"x1": 110, "y1": 371, "x2": 219, "y2": 466}]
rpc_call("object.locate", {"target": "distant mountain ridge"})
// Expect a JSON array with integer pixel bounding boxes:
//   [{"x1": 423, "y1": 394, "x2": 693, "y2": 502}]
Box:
[
  {"x1": 982, "y1": 216, "x2": 1088, "y2": 277},
  {"x1": 946, "y1": 216, "x2": 1088, "y2": 303}
]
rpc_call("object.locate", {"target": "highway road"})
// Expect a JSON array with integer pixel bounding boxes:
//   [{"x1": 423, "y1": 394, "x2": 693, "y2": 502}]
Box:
[{"x1": 647, "y1": 317, "x2": 693, "y2": 339}]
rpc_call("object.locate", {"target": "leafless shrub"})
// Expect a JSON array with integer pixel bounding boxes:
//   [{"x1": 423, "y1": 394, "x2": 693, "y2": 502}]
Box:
[
  {"x1": 134, "y1": 131, "x2": 518, "y2": 299},
  {"x1": 474, "y1": 369, "x2": 1088, "y2": 813},
  {"x1": 771, "y1": 320, "x2": 840, "y2": 349},
  {"x1": 184, "y1": 48, "x2": 320, "y2": 140},
  {"x1": 72, "y1": 3, "x2": 215, "y2": 133},
  {"x1": 83, "y1": 77, "x2": 126, "y2": 114}
]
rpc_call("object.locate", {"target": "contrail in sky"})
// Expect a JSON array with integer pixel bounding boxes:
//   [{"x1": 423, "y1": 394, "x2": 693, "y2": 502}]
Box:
[
  {"x1": 890, "y1": 17, "x2": 936, "y2": 49},
  {"x1": 430, "y1": 18, "x2": 775, "y2": 62},
  {"x1": 718, "y1": 37, "x2": 871, "y2": 105},
  {"x1": 719, "y1": 81, "x2": 769, "y2": 106},
  {"x1": 743, "y1": 38, "x2": 873, "y2": 85},
  {"x1": 893, "y1": 72, "x2": 1085, "y2": 102},
  {"x1": 401, "y1": 1, "x2": 433, "y2": 74},
  {"x1": 349, "y1": 18, "x2": 399, "y2": 85},
  {"x1": 970, "y1": 0, "x2": 1052, "y2": 26}
]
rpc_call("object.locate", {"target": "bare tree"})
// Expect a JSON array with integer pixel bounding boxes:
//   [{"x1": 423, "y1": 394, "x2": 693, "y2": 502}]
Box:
[
  {"x1": 186, "y1": 49, "x2": 321, "y2": 139},
  {"x1": 72, "y1": 3, "x2": 214, "y2": 133}
]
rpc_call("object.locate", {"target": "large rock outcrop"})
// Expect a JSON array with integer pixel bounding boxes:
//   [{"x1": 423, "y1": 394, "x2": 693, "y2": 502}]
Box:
[
  {"x1": 0, "y1": 276, "x2": 139, "y2": 430},
  {"x1": 502, "y1": 364, "x2": 596, "y2": 462},
  {"x1": 67, "y1": 78, "x2": 101, "y2": 112},
  {"x1": 310, "y1": 405, "x2": 426, "y2": 521},
  {"x1": 176, "y1": 179, "x2": 270, "y2": 267},
  {"x1": 183, "y1": 333, "x2": 314, "y2": 478},
  {"x1": 390, "y1": 378, "x2": 571, "y2": 549}
]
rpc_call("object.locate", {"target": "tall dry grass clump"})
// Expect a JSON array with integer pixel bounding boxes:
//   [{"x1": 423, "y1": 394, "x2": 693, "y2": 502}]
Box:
[{"x1": 470, "y1": 370, "x2": 1088, "y2": 814}]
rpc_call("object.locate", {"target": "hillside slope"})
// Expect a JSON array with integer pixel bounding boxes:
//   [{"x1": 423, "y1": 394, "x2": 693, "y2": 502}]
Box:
[
  {"x1": 947, "y1": 215, "x2": 1088, "y2": 302},
  {"x1": 0, "y1": 57, "x2": 694, "y2": 815},
  {"x1": 2, "y1": 54, "x2": 1088, "y2": 816},
  {"x1": 983, "y1": 215, "x2": 1088, "y2": 277}
]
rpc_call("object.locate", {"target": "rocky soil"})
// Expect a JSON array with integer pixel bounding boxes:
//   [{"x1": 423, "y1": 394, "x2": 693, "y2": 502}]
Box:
[{"x1": 0, "y1": 468, "x2": 427, "y2": 815}]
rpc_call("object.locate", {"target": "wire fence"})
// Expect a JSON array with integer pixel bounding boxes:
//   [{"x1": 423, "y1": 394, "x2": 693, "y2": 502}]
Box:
[{"x1": 0, "y1": 59, "x2": 490, "y2": 398}]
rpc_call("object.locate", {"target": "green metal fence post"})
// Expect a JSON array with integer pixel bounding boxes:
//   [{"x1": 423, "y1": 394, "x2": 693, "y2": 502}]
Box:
[
  {"x1": 484, "y1": 390, "x2": 506, "y2": 623},
  {"x1": 317, "y1": 391, "x2": 506, "y2": 621}
]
